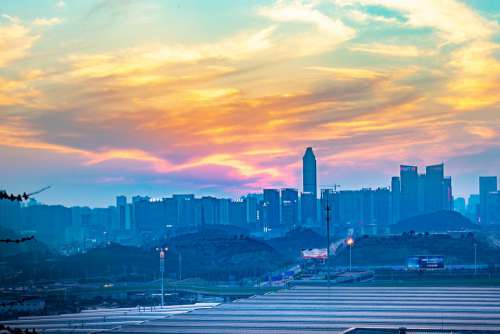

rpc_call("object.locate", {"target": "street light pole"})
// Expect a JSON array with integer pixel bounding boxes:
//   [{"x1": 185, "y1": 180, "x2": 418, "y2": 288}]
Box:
[
  {"x1": 325, "y1": 202, "x2": 331, "y2": 286},
  {"x1": 179, "y1": 252, "x2": 182, "y2": 281},
  {"x1": 346, "y1": 237, "x2": 354, "y2": 272},
  {"x1": 160, "y1": 250, "x2": 164, "y2": 307},
  {"x1": 349, "y1": 244, "x2": 352, "y2": 272},
  {"x1": 158, "y1": 247, "x2": 168, "y2": 307},
  {"x1": 474, "y1": 243, "x2": 477, "y2": 276}
]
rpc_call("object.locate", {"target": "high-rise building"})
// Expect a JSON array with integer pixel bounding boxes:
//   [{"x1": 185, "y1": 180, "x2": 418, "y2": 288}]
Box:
[
  {"x1": 373, "y1": 188, "x2": 391, "y2": 226},
  {"x1": 467, "y1": 194, "x2": 480, "y2": 223},
  {"x1": 418, "y1": 173, "x2": 426, "y2": 214},
  {"x1": 400, "y1": 165, "x2": 419, "y2": 220},
  {"x1": 320, "y1": 189, "x2": 335, "y2": 228},
  {"x1": 281, "y1": 188, "x2": 298, "y2": 228},
  {"x1": 229, "y1": 200, "x2": 246, "y2": 226},
  {"x1": 201, "y1": 196, "x2": 220, "y2": 225},
  {"x1": 301, "y1": 192, "x2": 316, "y2": 225},
  {"x1": 133, "y1": 198, "x2": 165, "y2": 234},
  {"x1": 391, "y1": 176, "x2": 400, "y2": 224},
  {"x1": 361, "y1": 188, "x2": 374, "y2": 225},
  {"x1": 243, "y1": 194, "x2": 260, "y2": 225},
  {"x1": 218, "y1": 198, "x2": 230, "y2": 225},
  {"x1": 22, "y1": 204, "x2": 74, "y2": 247},
  {"x1": 303, "y1": 147, "x2": 317, "y2": 196},
  {"x1": 116, "y1": 195, "x2": 128, "y2": 231},
  {"x1": 333, "y1": 190, "x2": 363, "y2": 227},
  {"x1": 443, "y1": 176, "x2": 453, "y2": 210},
  {"x1": 479, "y1": 176, "x2": 498, "y2": 224},
  {"x1": 172, "y1": 194, "x2": 196, "y2": 227},
  {"x1": 486, "y1": 192, "x2": 500, "y2": 225},
  {"x1": 454, "y1": 197, "x2": 466, "y2": 215},
  {"x1": 302, "y1": 147, "x2": 317, "y2": 225},
  {"x1": 263, "y1": 189, "x2": 280, "y2": 228},
  {"x1": 425, "y1": 163, "x2": 444, "y2": 213}
]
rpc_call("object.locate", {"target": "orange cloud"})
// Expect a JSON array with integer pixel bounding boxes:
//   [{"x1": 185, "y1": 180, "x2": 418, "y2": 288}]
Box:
[{"x1": 0, "y1": 18, "x2": 38, "y2": 67}]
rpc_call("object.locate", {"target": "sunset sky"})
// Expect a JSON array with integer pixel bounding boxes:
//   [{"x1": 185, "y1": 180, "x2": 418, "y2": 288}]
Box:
[{"x1": 0, "y1": 0, "x2": 499, "y2": 207}]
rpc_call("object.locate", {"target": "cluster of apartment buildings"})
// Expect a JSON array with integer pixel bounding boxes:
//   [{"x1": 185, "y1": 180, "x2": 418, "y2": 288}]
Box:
[{"x1": 0, "y1": 148, "x2": 499, "y2": 251}]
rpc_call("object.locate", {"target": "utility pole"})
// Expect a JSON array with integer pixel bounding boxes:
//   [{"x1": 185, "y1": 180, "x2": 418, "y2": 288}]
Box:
[
  {"x1": 160, "y1": 250, "x2": 164, "y2": 307},
  {"x1": 325, "y1": 201, "x2": 331, "y2": 286},
  {"x1": 178, "y1": 252, "x2": 182, "y2": 281},
  {"x1": 349, "y1": 243, "x2": 352, "y2": 272},
  {"x1": 474, "y1": 243, "x2": 477, "y2": 276},
  {"x1": 158, "y1": 247, "x2": 168, "y2": 307},
  {"x1": 346, "y1": 237, "x2": 354, "y2": 272}
]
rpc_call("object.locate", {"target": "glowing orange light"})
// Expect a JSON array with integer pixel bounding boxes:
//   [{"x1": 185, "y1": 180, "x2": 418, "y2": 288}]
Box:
[{"x1": 346, "y1": 237, "x2": 354, "y2": 246}]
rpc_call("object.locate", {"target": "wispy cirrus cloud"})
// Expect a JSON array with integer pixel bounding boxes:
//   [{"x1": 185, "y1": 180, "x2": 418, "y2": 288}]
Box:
[
  {"x1": 258, "y1": 1, "x2": 355, "y2": 37},
  {"x1": 348, "y1": 43, "x2": 433, "y2": 57},
  {"x1": 0, "y1": 16, "x2": 38, "y2": 67},
  {"x1": 32, "y1": 17, "x2": 62, "y2": 26},
  {"x1": 0, "y1": 0, "x2": 498, "y2": 205},
  {"x1": 335, "y1": 0, "x2": 496, "y2": 43}
]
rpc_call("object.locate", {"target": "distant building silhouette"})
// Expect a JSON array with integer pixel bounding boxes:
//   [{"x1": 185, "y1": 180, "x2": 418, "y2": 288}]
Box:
[
  {"x1": 229, "y1": 200, "x2": 246, "y2": 226},
  {"x1": 116, "y1": 195, "x2": 128, "y2": 230},
  {"x1": 486, "y1": 191, "x2": 500, "y2": 225},
  {"x1": 443, "y1": 176, "x2": 453, "y2": 211},
  {"x1": 281, "y1": 188, "x2": 298, "y2": 229},
  {"x1": 332, "y1": 188, "x2": 390, "y2": 235},
  {"x1": 400, "y1": 165, "x2": 419, "y2": 220},
  {"x1": 320, "y1": 188, "x2": 335, "y2": 229},
  {"x1": 425, "y1": 163, "x2": 444, "y2": 213},
  {"x1": 391, "y1": 176, "x2": 401, "y2": 224},
  {"x1": 373, "y1": 188, "x2": 391, "y2": 227},
  {"x1": 242, "y1": 194, "x2": 260, "y2": 225},
  {"x1": 301, "y1": 147, "x2": 317, "y2": 225},
  {"x1": 479, "y1": 176, "x2": 498, "y2": 224},
  {"x1": 303, "y1": 147, "x2": 317, "y2": 196},
  {"x1": 467, "y1": 194, "x2": 480, "y2": 223},
  {"x1": 4, "y1": 147, "x2": 493, "y2": 247},
  {"x1": 172, "y1": 194, "x2": 196, "y2": 227},
  {"x1": 201, "y1": 196, "x2": 220, "y2": 225},
  {"x1": 263, "y1": 189, "x2": 280, "y2": 228},
  {"x1": 417, "y1": 173, "x2": 425, "y2": 214},
  {"x1": 454, "y1": 197, "x2": 466, "y2": 215}
]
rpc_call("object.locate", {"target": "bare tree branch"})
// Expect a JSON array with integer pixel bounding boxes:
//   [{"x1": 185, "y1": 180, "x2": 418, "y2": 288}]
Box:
[
  {"x1": 0, "y1": 236, "x2": 35, "y2": 244},
  {"x1": 0, "y1": 186, "x2": 51, "y2": 202}
]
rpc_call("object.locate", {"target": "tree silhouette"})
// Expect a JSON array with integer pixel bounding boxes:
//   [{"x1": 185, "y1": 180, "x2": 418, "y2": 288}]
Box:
[
  {"x1": 0, "y1": 236, "x2": 35, "y2": 244},
  {"x1": 0, "y1": 186, "x2": 50, "y2": 202},
  {"x1": 0, "y1": 188, "x2": 50, "y2": 327},
  {"x1": 0, "y1": 186, "x2": 50, "y2": 243}
]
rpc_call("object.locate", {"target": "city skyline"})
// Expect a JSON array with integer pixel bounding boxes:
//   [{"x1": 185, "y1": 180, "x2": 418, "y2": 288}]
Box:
[
  {"x1": 0, "y1": 0, "x2": 499, "y2": 207},
  {"x1": 14, "y1": 156, "x2": 498, "y2": 212},
  {"x1": 2, "y1": 1, "x2": 500, "y2": 329},
  {"x1": 3, "y1": 150, "x2": 497, "y2": 251}
]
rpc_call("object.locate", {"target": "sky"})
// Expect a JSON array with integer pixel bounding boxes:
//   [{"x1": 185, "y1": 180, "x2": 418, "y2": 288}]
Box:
[{"x1": 0, "y1": 0, "x2": 499, "y2": 207}]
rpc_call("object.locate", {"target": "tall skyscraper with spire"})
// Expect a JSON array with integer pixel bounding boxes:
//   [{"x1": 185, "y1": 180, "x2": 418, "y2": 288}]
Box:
[
  {"x1": 303, "y1": 147, "x2": 317, "y2": 196},
  {"x1": 301, "y1": 147, "x2": 317, "y2": 225}
]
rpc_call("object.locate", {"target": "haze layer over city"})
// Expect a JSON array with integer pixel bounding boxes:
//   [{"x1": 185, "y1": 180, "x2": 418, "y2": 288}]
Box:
[{"x1": 1, "y1": 1, "x2": 499, "y2": 334}]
